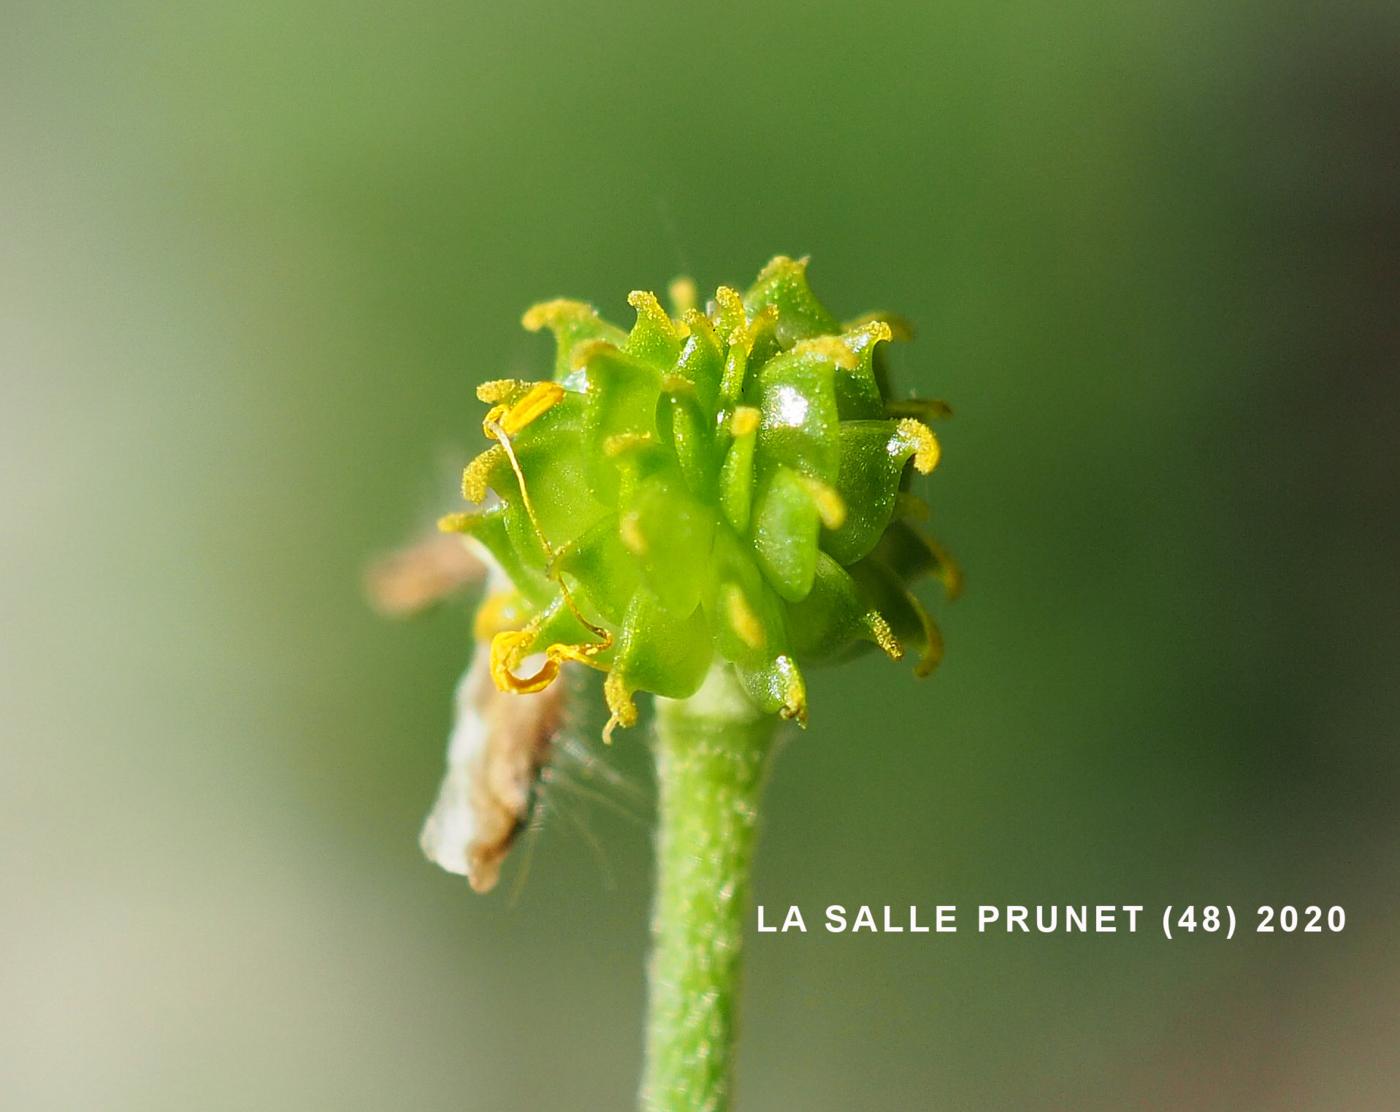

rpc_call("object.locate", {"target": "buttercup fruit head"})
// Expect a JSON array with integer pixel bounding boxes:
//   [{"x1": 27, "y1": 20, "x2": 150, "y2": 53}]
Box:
[{"x1": 439, "y1": 256, "x2": 959, "y2": 737}]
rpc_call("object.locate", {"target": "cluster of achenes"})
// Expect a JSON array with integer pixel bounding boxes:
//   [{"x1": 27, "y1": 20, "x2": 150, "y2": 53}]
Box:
[{"x1": 440, "y1": 257, "x2": 959, "y2": 735}]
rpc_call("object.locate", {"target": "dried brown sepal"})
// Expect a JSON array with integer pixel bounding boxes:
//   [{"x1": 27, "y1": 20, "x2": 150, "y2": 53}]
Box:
[
  {"x1": 419, "y1": 644, "x2": 568, "y2": 892},
  {"x1": 363, "y1": 532, "x2": 486, "y2": 617}
]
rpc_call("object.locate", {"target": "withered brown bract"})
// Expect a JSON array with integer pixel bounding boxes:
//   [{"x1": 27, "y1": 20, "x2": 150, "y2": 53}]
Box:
[
  {"x1": 419, "y1": 646, "x2": 566, "y2": 892},
  {"x1": 363, "y1": 531, "x2": 486, "y2": 618}
]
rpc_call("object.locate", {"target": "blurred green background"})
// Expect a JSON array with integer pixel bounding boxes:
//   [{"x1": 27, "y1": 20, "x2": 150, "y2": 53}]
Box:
[{"x1": 4, "y1": 1, "x2": 1398, "y2": 1108}]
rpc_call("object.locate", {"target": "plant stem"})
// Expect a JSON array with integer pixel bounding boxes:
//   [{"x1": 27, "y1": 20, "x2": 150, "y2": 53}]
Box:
[{"x1": 640, "y1": 665, "x2": 778, "y2": 1112}]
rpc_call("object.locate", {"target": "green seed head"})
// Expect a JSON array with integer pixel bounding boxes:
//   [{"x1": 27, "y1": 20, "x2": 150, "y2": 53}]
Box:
[{"x1": 440, "y1": 256, "x2": 959, "y2": 734}]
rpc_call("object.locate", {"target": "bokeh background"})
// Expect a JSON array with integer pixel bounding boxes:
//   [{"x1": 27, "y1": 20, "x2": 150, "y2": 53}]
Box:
[{"x1": 4, "y1": 2, "x2": 1399, "y2": 1108}]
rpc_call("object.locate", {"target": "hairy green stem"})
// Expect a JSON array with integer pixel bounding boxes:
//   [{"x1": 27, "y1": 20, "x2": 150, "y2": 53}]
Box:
[{"x1": 640, "y1": 665, "x2": 778, "y2": 1112}]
